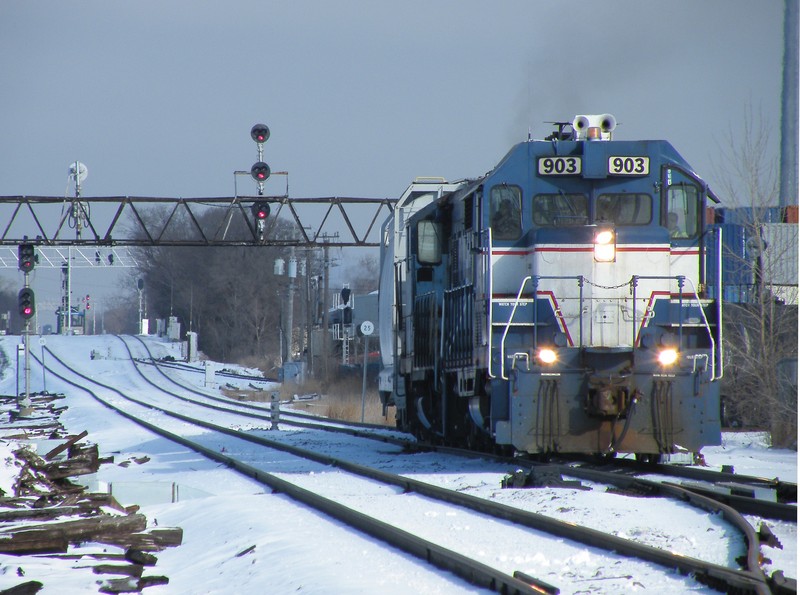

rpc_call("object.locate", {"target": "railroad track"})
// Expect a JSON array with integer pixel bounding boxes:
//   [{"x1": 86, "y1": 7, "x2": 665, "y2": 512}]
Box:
[
  {"x1": 555, "y1": 457, "x2": 797, "y2": 522},
  {"x1": 33, "y1": 337, "x2": 790, "y2": 594},
  {"x1": 120, "y1": 335, "x2": 797, "y2": 524},
  {"x1": 35, "y1": 346, "x2": 548, "y2": 594}
]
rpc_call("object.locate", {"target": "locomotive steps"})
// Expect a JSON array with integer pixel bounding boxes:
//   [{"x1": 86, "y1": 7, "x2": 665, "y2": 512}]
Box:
[{"x1": 0, "y1": 392, "x2": 181, "y2": 594}]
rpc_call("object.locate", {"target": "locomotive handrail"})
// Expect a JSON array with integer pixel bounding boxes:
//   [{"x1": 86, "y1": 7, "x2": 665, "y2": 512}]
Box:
[
  {"x1": 500, "y1": 276, "x2": 532, "y2": 380},
  {"x1": 685, "y1": 277, "x2": 720, "y2": 381},
  {"x1": 632, "y1": 274, "x2": 718, "y2": 381},
  {"x1": 498, "y1": 274, "x2": 584, "y2": 379},
  {"x1": 531, "y1": 275, "x2": 585, "y2": 350},
  {"x1": 486, "y1": 228, "x2": 495, "y2": 379},
  {"x1": 716, "y1": 227, "x2": 724, "y2": 380},
  {"x1": 498, "y1": 273, "x2": 719, "y2": 381}
]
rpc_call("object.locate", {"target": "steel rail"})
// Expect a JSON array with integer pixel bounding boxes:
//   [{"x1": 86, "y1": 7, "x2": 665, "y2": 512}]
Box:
[
  {"x1": 570, "y1": 455, "x2": 797, "y2": 504},
  {"x1": 121, "y1": 335, "x2": 798, "y2": 524},
  {"x1": 119, "y1": 335, "x2": 396, "y2": 430},
  {"x1": 33, "y1": 349, "x2": 550, "y2": 595},
  {"x1": 115, "y1": 335, "x2": 396, "y2": 436},
  {"x1": 39, "y1": 346, "x2": 774, "y2": 594}
]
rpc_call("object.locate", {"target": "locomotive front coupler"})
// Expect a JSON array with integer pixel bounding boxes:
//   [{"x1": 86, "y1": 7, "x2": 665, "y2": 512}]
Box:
[{"x1": 585, "y1": 373, "x2": 634, "y2": 418}]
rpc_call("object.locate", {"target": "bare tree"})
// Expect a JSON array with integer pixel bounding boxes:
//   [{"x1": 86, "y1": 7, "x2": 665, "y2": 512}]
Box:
[
  {"x1": 345, "y1": 252, "x2": 380, "y2": 294},
  {"x1": 129, "y1": 206, "x2": 294, "y2": 365},
  {"x1": 713, "y1": 105, "x2": 798, "y2": 447}
]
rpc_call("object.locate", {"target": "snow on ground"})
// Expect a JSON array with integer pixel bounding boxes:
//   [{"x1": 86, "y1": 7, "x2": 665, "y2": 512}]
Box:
[{"x1": 0, "y1": 334, "x2": 795, "y2": 594}]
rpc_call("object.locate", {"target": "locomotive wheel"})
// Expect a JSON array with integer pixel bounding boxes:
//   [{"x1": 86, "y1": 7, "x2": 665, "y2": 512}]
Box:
[
  {"x1": 635, "y1": 453, "x2": 662, "y2": 464},
  {"x1": 592, "y1": 452, "x2": 617, "y2": 463}
]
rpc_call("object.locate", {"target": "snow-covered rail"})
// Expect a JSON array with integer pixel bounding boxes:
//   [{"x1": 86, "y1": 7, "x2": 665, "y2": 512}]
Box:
[
  {"x1": 33, "y1": 344, "x2": 780, "y2": 594},
  {"x1": 34, "y1": 347, "x2": 550, "y2": 594},
  {"x1": 120, "y1": 335, "x2": 797, "y2": 525}
]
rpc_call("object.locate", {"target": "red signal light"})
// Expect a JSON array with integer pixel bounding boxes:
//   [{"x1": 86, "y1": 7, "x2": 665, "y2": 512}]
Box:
[
  {"x1": 250, "y1": 162, "x2": 271, "y2": 183},
  {"x1": 250, "y1": 124, "x2": 270, "y2": 144},
  {"x1": 251, "y1": 202, "x2": 270, "y2": 221},
  {"x1": 18, "y1": 243, "x2": 35, "y2": 273},
  {"x1": 18, "y1": 287, "x2": 35, "y2": 320}
]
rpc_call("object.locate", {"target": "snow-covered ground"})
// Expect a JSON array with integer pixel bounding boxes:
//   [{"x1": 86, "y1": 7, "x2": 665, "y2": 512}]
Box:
[{"x1": 0, "y1": 334, "x2": 795, "y2": 594}]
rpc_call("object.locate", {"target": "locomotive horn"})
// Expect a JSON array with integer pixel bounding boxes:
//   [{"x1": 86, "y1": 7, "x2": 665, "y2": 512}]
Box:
[
  {"x1": 572, "y1": 115, "x2": 590, "y2": 131},
  {"x1": 599, "y1": 114, "x2": 617, "y2": 132}
]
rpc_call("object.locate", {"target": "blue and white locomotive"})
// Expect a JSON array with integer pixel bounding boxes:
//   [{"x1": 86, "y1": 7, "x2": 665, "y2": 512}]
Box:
[{"x1": 378, "y1": 114, "x2": 723, "y2": 459}]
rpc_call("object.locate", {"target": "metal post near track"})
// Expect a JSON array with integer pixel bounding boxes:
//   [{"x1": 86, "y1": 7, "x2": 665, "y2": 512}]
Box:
[
  {"x1": 18, "y1": 269, "x2": 34, "y2": 418},
  {"x1": 19, "y1": 322, "x2": 33, "y2": 417},
  {"x1": 359, "y1": 320, "x2": 374, "y2": 423},
  {"x1": 15, "y1": 344, "x2": 21, "y2": 409},
  {"x1": 270, "y1": 391, "x2": 280, "y2": 430},
  {"x1": 39, "y1": 337, "x2": 47, "y2": 394}
]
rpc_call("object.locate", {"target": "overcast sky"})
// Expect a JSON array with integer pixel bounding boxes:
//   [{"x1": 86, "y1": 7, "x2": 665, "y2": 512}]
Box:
[{"x1": 0, "y1": 1, "x2": 788, "y2": 308}]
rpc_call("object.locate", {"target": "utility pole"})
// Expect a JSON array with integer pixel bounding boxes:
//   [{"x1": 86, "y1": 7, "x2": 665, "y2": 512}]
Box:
[
  {"x1": 286, "y1": 247, "x2": 297, "y2": 361},
  {"x1": 322, "y1": 244, "x2": 330, "y2": 384},
  {"x1": 137, "y1": 278, "x2": 144, "y2": 334},
  {"x1": 304, "y1": 253, "x2": 313, "y2": 375}
]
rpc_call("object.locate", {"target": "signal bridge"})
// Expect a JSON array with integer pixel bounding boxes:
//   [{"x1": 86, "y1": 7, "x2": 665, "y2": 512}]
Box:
[
  {"x1": 0, "y1": 195, "x2": 395, "y2": 249},
  {"x1": 0, "y1": 245, "x2": 137, "y2": 269}
]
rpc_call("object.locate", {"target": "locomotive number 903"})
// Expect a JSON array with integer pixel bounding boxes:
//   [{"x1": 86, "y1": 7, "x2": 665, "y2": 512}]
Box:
[
  {"x1": 538, "y1": 156, "x2": 581, "y2": 175},
  {"x1": 608, "y1": 156, "x2": 649, "y2": 175}
]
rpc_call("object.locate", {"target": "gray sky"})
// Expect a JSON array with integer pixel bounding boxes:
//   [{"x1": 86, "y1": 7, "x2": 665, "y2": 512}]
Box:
[{"x1": 0, "y1": 1, "x2": 787, "y2": 313}]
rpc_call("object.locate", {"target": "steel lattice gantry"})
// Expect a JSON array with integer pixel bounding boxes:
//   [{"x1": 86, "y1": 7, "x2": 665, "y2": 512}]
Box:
[{"x1": 0, "y1": 195, "x2": 395, "y2": 248}]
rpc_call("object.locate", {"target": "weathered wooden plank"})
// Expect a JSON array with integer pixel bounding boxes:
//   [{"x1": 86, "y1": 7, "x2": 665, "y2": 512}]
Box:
[
  {"x1": 0, "y1": 513, "x2": 147, "y2": 553},
  {"x1": 147, "y1": 527, "x2": 183, "y2": 547},
  {"x1": 106, "y1": 533, "x2": 159, "y2": 552},
  {"x1": 138, "y1": 576, "x2": 169, "y2": 589},
  {"x1": 91, "y1": 564, "x2": 144, "y2": 578},
  {"x1": 124, "y1": 548, "x2": 157, "y2": 566},
  {"x1": 43, "y1": 430, "x2": 88, "y2": 461},
  {"x1": 0, "y1": 534, "x2": 69, "y2": 555},
  {"x1": 0, "y1": 506, "x2": 82, "y2": 522},
  {"x1": 97, "y1": 577, "x2": 139, "y2": 594},
  {"x1": 0, "y1": 580, "x2": 44, "y2": 595},
  {"x1": 96, "y1": 576, "x2": 169, "y2": 593}
]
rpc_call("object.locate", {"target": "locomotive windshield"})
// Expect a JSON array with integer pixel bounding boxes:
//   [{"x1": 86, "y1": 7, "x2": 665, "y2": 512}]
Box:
[
  {"x1": 532, "y1": 193, "x2": 589, "y2": 226},
  {"x1": 595, "y1": 193, "x2": 651, "y2": 225},
  {"x1": 666, "y1": 182, "x2": 701, "y2": 238},
  {"x1": 490, "y1": 185, "x2": 522, "y2": 240},
  {"x1": 416, "y1": 220, "x2": 442, "y2": 264}
]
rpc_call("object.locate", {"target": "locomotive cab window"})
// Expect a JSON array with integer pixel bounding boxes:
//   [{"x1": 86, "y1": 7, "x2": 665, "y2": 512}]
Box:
[
  {"x1": 416, "y1": 220, "x2": 442, "y2": 264},
  {"x1": 490, "y1": 185, "x2": 522, "y2": 240},
  {"x1": 595, "y1": 193, "x2": 651, "y2": 225},
  {"x1": 665, "y1": 179, "x2": 701, "y2": 239},
  {"x1": 532, "y1": 193, "x2": 589, "y2": 226}
]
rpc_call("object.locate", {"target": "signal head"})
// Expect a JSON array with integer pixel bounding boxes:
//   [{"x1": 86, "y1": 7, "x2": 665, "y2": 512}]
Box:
[
  {"x1": 18, "y1": 287, "x2": 35, "y2": 320},
  {"x1": 251, "y1": 161, "x2": 271, "y2": 182},
  {"x1": 251, "y1": 124, "x2": 270, "y2": 144},
  {"x1": 251, "y1": 202, "x2": 270, "y2": 220},
  {"x1": 18, "y1": 243, "x2": 35, "y2": 273}
]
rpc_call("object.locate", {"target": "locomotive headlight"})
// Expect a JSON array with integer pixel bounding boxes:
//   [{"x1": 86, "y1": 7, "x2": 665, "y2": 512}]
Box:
[
  {"x1": 594, "y1": 229, "x2": 616, "y2": 262},
  {"x1": 537, "y1": 348, "x2": 558, "y2": 365},
  {"x1": 658, "y1": 348, "x2": 679, "y2": 366}
]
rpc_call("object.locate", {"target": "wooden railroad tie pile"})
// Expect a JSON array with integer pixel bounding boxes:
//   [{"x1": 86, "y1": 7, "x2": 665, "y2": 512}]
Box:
[{"x1": 0, "y1": 404, "x2": 183, "y2": 595}]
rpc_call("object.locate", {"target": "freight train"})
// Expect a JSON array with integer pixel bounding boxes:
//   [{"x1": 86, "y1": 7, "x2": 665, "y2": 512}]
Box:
[{"x1": 378, "y1": 115, "x2": 724, "y2": 460}]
